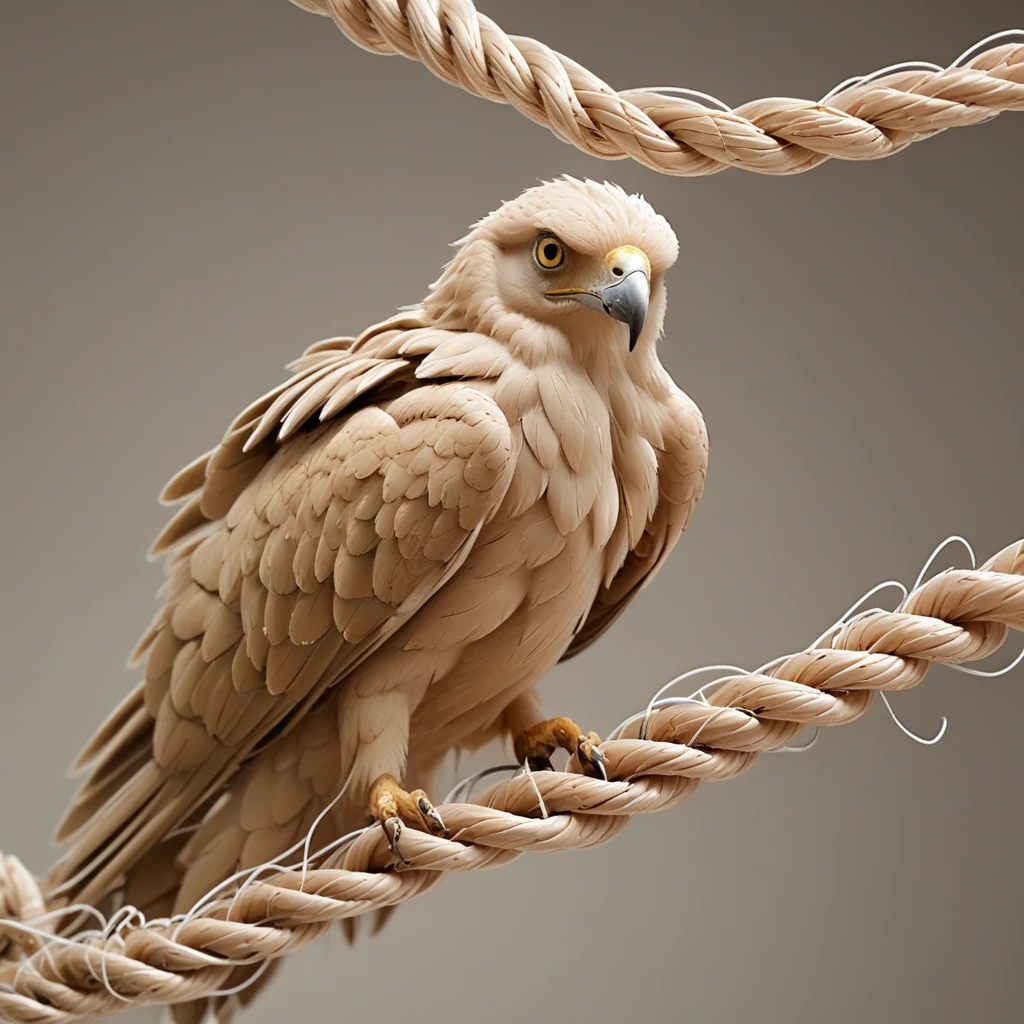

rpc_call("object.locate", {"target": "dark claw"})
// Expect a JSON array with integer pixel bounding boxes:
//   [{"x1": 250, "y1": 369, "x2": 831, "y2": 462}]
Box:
[
  {"x1": 577, "y1": 738, "x2": 608, "y2": 780},
  {"x1": 417, "y1": 796, "x2": 449, "y2": 837},
  {"x1": 380, "y1": 815, "x2": 411, "y2": 865},
  {"x1": 526, "y1": 755, "x2": 555, "y2": 773}
]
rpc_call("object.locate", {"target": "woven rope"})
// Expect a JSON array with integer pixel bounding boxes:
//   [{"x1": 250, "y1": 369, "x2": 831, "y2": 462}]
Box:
[
  {"x1": 286, "y1": 1, "x2": 1024, "y2": 176},
  {"x1": 0, "y1": 539, "x2": 1021, "y2": 1022}
]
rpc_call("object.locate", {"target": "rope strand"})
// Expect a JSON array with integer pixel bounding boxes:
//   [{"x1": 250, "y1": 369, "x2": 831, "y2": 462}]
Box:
[
  {"x1": 1, "y1": 538, "x2": 1022, "y2": 1022},
  {"x1": 286, "y1": 3, "x2": 1024, "y2": 175}
]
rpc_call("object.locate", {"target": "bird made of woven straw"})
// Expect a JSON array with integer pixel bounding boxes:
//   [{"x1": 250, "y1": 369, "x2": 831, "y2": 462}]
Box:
[{"x1": 41, "y1": 177, "x2": 708, "y2": 1022}]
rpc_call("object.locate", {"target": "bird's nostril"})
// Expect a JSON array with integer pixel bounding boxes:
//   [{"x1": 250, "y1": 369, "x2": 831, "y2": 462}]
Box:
[{"x1": 612, "y1": 266, "x2": 623, "y2": 277}]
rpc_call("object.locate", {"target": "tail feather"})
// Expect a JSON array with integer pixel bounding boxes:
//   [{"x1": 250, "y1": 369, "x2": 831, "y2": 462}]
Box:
[
  {"x1": 47, "y1": 758, "x2": 238, "y2": 909},
  {"x1": 171, "y1": 962, "x2": 282, "y2": 1024},
  {"x1": 46, "y1": 761, "x2": 168, "y2": 900},
  {"x1": 52, "y1": 741, "x2": 151, "y2": 843},
  {"x1": 121, "y1": 831, "x2": 194, "y2": 920},
  {"x1": 68, "y1": 681, "x2": 148, "y2": 776}
]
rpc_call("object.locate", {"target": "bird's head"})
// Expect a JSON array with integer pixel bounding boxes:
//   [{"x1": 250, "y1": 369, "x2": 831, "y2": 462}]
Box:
[{"x1": 424, "y1": 177, "x2": 679, "y2": 366}]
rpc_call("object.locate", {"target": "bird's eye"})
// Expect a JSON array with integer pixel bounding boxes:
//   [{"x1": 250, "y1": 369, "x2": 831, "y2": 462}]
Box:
[{"x1": 534, "y1": 236, "x2": 565, "y2": 270}]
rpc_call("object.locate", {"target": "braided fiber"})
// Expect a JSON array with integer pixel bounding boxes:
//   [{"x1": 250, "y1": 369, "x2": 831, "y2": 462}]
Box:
[
  {"x1": 286, "y1": 1, "x2": 1024, "y2": 175},
  {"x1": 1, "y1": 539, "x2": 1022, "y2": 1022}
]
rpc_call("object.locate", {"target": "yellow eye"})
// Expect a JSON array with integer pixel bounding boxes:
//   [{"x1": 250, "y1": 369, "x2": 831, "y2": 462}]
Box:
[{"x1": 535, "y1": 236, "x2": 565, "y2": 270}]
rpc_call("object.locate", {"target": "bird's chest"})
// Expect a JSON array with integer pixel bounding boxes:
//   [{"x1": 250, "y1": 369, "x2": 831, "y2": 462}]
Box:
[
  {"x1": 401, "y1": 382, "x2": 663, "y2": 736},
  {"x1": 404, "y1": 509, "x2": 606, "y2": 750},
  {"x1": 406, "y1": 444, "x2": 641, "y2": 700},
  {"x1": 490, "y1": 368, "x2": 660, "y2": 589}
]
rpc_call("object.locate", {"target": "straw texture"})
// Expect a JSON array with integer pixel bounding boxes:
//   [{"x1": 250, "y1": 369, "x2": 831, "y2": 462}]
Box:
[
  {"x1": 1, "y1": 538, "x2": 1022, "y2": 1023},
  {"x1": 287, "y1": 1, "x2": 1024, "y2": 175}
]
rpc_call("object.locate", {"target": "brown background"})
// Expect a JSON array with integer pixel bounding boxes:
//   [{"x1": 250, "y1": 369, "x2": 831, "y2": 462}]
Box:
[{"x1": 2, "y1": 2, "x2": 1022, "y2": 1021}]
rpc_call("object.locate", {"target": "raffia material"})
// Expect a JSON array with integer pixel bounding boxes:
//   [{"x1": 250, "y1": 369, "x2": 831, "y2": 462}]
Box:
[
  {"x1": 1, "y1": 539, "x2": 1022, "y2": 1022},
  {"x1": 287, "y1": 1, "x2": 1024, "y2": 175}
]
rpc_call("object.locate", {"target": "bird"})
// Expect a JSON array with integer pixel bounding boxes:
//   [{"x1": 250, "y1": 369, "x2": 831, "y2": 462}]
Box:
[{"x1": 43, "y1": 176, "x2": 708, "y2": 1020}]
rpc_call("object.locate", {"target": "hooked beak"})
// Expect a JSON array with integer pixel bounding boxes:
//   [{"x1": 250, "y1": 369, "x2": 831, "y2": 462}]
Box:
[
  {"x1": 545, "y1": 245, "x2": 651, "y2": 352},
  {"x1": 602, "y1": 263, "x2": 651, "y2": 352}
]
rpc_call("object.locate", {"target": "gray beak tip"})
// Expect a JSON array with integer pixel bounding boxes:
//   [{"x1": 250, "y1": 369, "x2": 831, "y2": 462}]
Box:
[{"x1": 601, "y1": 270, "x2": 650, "y2": 354}]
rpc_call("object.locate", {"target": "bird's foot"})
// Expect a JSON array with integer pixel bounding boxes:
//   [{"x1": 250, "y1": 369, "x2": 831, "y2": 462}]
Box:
[
  {"x1": 368, "y1": 773, "x2": 448, "y2": 864},
  {"x1": 513, "y1": 716, "x2": 607, "y2": 780}
]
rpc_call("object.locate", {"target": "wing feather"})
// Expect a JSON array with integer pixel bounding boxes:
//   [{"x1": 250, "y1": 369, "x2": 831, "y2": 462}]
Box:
[{"x1": 47, "y1": 331, "x2": 515, "y2": 906}]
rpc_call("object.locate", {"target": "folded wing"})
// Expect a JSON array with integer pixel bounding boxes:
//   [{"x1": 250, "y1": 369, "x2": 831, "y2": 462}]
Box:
[{"x1": 47, "y1": 327, "x2": 515, "y2": 906}]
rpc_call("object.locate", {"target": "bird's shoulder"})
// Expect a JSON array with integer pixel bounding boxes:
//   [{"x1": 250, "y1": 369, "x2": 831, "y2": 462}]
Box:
[
  {"x1": 654, "y1": 381, "x2": 708, "y2": 514},
  {"x1": 150, "y1": 314, "x2": 514, "y2": 559}
]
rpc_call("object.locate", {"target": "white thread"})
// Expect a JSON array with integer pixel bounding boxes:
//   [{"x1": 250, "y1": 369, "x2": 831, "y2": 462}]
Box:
[
  {"x1": 636, "y1": 666, "x2": 750, "y2": 740},
  {"x1": 810, "y1": 580, "x2": 909, "y2": 649},
  {"x1": 820, "y1": 61, "x2": 945, "y2": 103},
  {"x1": 303, "y1": 828, "x2": 368, "y2": 875},
  {"x1": 443, "y1": 764, "x2": 521, "y2": 805},
  {"x1": 905, "y1": 535, "x2": 977, "y2": 603},
  {"x1": 947, "y1": 644, "x2": 1024, "y2": 678},
  {"x1": 226, "y1": 861, "x2": 293, "y2": 923},
  {"x1": 952, "y1": 29, "x2": 1024, "y2": 68},
  {"x1": 298, "y1": 765, "x2": 355, "y2": 892},
  {"x1": 204, "y1": 958, "x2": 271, "y2": 1000},
  {"x1": 621, "y1": 85, "x2": 733, "y2": 112},
  {"x1": 879, "y1": 692, "x2": 948, "y2": 746},
  {"x1": 870, "y1": 535, "x2": 978, "y2": 745},
  {"x1": 88, "y1": 905, "x2": 146, "y2": 1004},
  {"x1": 519, "y1": 759, "x2": 549, "y2": 820},
  {"x1": 773, "y1": 727, "x2": 821, "y2": 754}
]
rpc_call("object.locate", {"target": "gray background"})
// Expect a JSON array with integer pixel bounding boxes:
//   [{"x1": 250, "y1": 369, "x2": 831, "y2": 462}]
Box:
[{"x1": 2, "y1": 1, "x2": 1022, "y2": 1021}]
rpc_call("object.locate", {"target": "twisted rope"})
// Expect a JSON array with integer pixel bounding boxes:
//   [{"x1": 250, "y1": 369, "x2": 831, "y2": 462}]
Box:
[
  {"x1": 0, "y1": 538, "x2": 1021, "y2": 1022},
  {"x1": 286, "y1": 1, "x2": 1024, "y2": 176}
]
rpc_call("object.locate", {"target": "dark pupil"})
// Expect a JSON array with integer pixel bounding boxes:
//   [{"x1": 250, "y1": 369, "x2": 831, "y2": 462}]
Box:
[{"x1": 542, "y1": 243, "x2": 559, "y2": 263}]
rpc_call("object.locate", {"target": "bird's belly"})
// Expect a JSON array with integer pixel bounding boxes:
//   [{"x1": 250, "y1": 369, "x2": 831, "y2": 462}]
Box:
[{"x1": 400, "y1": 518, "x2": 605, "y2": 763}]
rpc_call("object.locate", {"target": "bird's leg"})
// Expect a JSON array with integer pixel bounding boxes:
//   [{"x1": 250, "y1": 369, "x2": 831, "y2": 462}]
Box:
[
  {"x1": 513, "y1": 716, "x2": 607, "y2": 779},
  {"x1": 368, "y1": 773, "x2": 448, "y2": 860}
]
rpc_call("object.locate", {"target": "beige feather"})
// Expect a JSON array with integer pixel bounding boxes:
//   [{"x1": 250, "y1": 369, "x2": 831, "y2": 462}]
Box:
[{"x1": 46, "y1": 178, "x2": 708, "y2": 1023}]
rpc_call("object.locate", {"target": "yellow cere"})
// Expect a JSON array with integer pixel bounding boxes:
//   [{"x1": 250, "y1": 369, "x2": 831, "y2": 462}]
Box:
[{"x1": 605, "y1": 245, "x2": 651, "y2": 278}]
